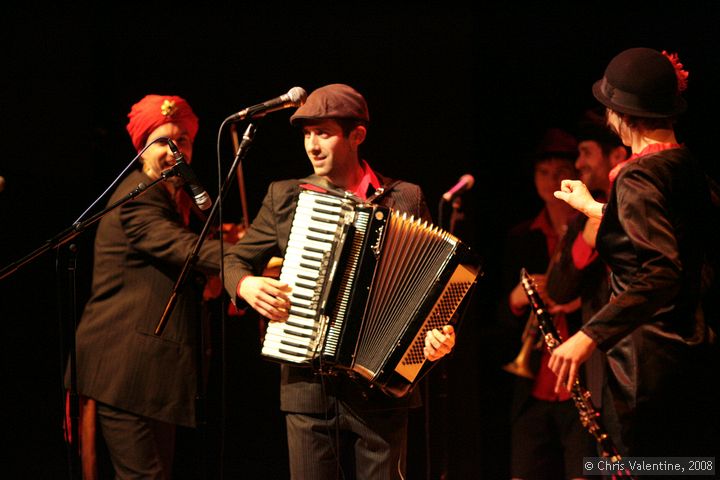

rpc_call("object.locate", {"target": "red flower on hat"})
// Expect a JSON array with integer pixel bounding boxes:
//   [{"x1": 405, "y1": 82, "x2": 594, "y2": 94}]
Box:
[{"x1": 662, "y1": 50, "x2": 689, "y2": 93}]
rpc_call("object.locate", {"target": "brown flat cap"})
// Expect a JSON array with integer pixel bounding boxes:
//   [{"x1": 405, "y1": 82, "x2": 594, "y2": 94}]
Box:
[{"x1": 290, "y1": 84, "x2": 369, "y2": 125}]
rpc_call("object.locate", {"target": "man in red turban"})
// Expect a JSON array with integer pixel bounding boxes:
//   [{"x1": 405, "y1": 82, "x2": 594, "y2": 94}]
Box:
[
  {"x1": 70, "y1": 94, "x2": 227, "y2": 479},
  {"x1": 126, "y1": 94, "x2": 199, "y2": 152}
]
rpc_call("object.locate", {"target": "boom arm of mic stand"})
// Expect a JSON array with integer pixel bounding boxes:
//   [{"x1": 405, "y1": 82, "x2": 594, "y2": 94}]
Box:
[
  {"x1": 230, "y1": 124, "x2": 251, "y2": 230},
  {"x1": 0, "y1": 180, "x2": 158, "y2": 281},
  {"x1": 154, "y1": 123, "x2": 257, "y2": 336}
]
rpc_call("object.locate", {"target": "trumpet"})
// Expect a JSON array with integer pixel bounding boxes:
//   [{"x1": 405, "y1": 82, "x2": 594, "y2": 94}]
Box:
[
  {"x1": 502, "y1": 230, "x2": 566, "y2": 380},
  {"x1": 502, "y1": 311, "x2": 541, "y2": 379}
]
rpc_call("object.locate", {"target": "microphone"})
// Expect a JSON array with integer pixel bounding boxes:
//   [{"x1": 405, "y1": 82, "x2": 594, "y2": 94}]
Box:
[
  {"x1": 442, "y1": 174, "x2": 475, "y2": 202},
  {"x1": 228, "y1": 87, "x2": 307, "y2": 121},
  {"x1": 166, "y1": 139, "x2": 212, "y2": 211}
]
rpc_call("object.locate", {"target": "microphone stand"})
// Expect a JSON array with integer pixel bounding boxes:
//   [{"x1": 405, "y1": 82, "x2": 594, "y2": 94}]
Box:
[
  {"x1": 449, "y1": 197, "x2": 465, "y2": 236},
  {"x1": 153, "y1": 122, "x2": 255, "y2": 479},
  {"x1": 229, "y1": 124, "x2": 251, "y2": 230},
  {"x1": 154, "y1": 122, "x2": 256, "y2": 336},
  {"x1": 0, "y1": 172, "x2": 168, "y2": 480},
  {"x1": 0, "y1": 137, "x2": 177, "y2": 283},
  {"x1": 0, "y1": 181, "x2": 154, "y2": 282},
  {"x1": 426, "y1": 196, "x2": 464, "y2": 480},
  {"x1": 57, "y1": 242, "x2": 81, "y2": 480}
]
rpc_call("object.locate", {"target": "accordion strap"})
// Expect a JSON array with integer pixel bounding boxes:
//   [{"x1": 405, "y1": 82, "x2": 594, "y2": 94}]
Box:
[
  {"x1": 367, "y1": 180, "x2": 401, "y2": 204},
  {"x1": 298, "y1": 175, "x2": 402, "y2": 205}
]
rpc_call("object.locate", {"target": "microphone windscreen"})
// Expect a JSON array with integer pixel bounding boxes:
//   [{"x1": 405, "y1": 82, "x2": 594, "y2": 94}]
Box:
[
  {"x1": 288, "y1": 87, "x2": 308, "y2": 106},
  {"x1": 460, "y1": 174, "x2": 475, "y2": 189}
]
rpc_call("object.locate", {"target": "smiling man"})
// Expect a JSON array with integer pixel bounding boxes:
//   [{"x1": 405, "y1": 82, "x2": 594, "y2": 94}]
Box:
[
  {"x1": 71, "y1": 95, "x2": 230, "y2": 479},
  {"x1": 223, "y1": 83, "x2": 456, "y2": 479}
]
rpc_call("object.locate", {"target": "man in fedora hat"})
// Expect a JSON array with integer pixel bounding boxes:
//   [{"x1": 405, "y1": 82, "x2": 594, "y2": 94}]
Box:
[
  {"x1": 550, "y1": 47, "x2": 718, "y2": 458},
  {"x1": 223, "y1": 83, "x2": 456, "y2": 479}
]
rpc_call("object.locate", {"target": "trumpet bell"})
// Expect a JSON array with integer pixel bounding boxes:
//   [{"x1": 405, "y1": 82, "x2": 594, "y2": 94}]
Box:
[
  {"x1": 502, "y1": 359, "x2": 535, "y2": 379},
  {"x1": 501, "y1": 329, "x2": 536, "y2": 379}
]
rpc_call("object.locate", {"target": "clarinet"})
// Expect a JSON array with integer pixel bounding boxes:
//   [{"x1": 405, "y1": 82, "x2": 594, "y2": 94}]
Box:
[{"x1": 520, "y1": 268, "x2": 635, "y2": 479}]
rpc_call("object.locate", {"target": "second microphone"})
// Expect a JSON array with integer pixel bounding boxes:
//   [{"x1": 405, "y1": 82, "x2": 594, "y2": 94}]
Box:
[{"x1": 166, "y1": 138, "x2": 212, "y2": 211}]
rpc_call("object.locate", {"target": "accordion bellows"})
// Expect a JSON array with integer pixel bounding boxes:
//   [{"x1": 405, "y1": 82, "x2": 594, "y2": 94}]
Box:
[{"x1": 261, "y1": 187, "x2": 482, "y2": 397}]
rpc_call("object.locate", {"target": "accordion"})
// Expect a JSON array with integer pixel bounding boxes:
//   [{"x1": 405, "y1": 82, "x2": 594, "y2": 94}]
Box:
[{"x1": 261, "y1": 185, "x2": 482, "y2": 397}]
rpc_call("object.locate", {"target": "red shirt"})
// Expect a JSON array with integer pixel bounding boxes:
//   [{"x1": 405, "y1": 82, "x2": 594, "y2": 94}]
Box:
[
  {"x1": 571, "y1": 229, "x2": 599, "y2": 270},
  {"x1": 348, "y1": 160, "x2": 382, "y2": 200}
]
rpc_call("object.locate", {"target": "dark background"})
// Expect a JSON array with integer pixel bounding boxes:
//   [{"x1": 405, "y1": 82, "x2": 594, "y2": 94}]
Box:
[{"x1": 2, "y1": 3, "x2": 719, "y2": 479}]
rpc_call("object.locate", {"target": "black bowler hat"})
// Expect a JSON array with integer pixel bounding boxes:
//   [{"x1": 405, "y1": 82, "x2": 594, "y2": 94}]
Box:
[{"x1": 592, "y1": 47, "x2": 687, "y2": 118}]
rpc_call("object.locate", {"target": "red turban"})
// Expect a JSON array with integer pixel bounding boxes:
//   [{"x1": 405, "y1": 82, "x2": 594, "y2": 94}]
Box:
[{"x1": 126, "y1": 95, "x2": 199, "y2": 152}]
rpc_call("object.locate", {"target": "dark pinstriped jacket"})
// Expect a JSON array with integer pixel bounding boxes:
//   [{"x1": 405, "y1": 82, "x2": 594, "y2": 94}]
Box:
[
  {"x1": 72, "y1": 169, "x2": 223, "y2": 427},
  {"x1": 223, "y1": 171, "x2": 430, "y2": 413}
]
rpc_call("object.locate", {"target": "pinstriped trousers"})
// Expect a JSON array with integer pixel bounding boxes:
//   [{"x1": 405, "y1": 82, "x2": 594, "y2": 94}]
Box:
[
  {"x1": 96, "y1": 402, "x2": 176, "y2": 480},
  {"x1": 285, "y1": 402, "x2": 408, "y2": 480}
]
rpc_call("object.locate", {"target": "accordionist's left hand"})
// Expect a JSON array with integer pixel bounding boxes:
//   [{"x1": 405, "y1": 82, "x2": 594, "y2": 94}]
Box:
[{"x1": 424, "y1": 325, "x2": 455, "y2": 361}]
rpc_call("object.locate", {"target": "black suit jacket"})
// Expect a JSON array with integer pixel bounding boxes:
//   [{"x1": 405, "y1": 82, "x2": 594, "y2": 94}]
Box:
[
  {"x1": 586, "y1": 148, "x2": 717, "y2": 454},
  {"x1": 73, "y1": 170, "x2": 223, "y2": 427},
  {"x1": 223, "y1": 171, "x2": 431, "y2": 413}
]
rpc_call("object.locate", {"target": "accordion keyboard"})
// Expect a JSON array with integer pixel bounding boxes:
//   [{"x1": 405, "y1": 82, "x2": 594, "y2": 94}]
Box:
[{"x1": 261, "y1": 190, "x2": 352, "y2": 363}]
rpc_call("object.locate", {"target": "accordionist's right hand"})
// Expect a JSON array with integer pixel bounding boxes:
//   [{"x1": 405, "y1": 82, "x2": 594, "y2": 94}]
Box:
[{"x1": 238, "y1": 276, "x2": 292, "y2": 322}]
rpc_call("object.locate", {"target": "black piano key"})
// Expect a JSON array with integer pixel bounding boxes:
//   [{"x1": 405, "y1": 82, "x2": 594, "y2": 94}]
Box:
[
  {"x1": 292, "y1": 293, "x2": 313, "y2": 301},
  {"x1": 311, "y1": 215, "x2": 341, "y2": 225},
  {"x1": 281, "y1": 339, "x2": 309, "y2": 349},
  {"x1": 283, "y1": 325, "x2": 314, "y2": 337},
  {"x1": 301, "y1": 254, "x2": 323, "y2": 261},
  {"x1": 307, "y1": 235, "x2": 332, "y2": 244},
  {"x1": 297, "y1": 273, "x2": 318, "y2": 281},
  {"x1": 312, "y1": 207, "x2": 339, "y2": 215},
  {"x1": 279, "y1": 347, "x2": 306, "y2": 357},
  {"x1": 289, "y1": 308, "x2": 315, "y2": 319},
  {"x1": 295, "y1": 281, "x2": 316, "y2": 290},
  {"x1": 315, "y1": 199, "x2": 342, "y2": 207},
  {"x1": 308, "y1": 226, "x2": 336, "y2": 235},
  {"x1": 303, "y1": 246, "x2": 325, "y2": 254}
]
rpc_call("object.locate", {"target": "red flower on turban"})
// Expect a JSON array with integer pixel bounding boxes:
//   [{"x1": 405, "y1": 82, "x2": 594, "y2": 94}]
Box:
[{"x1": 126, "y1": 95, "x2": 199, "y2": 152}]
